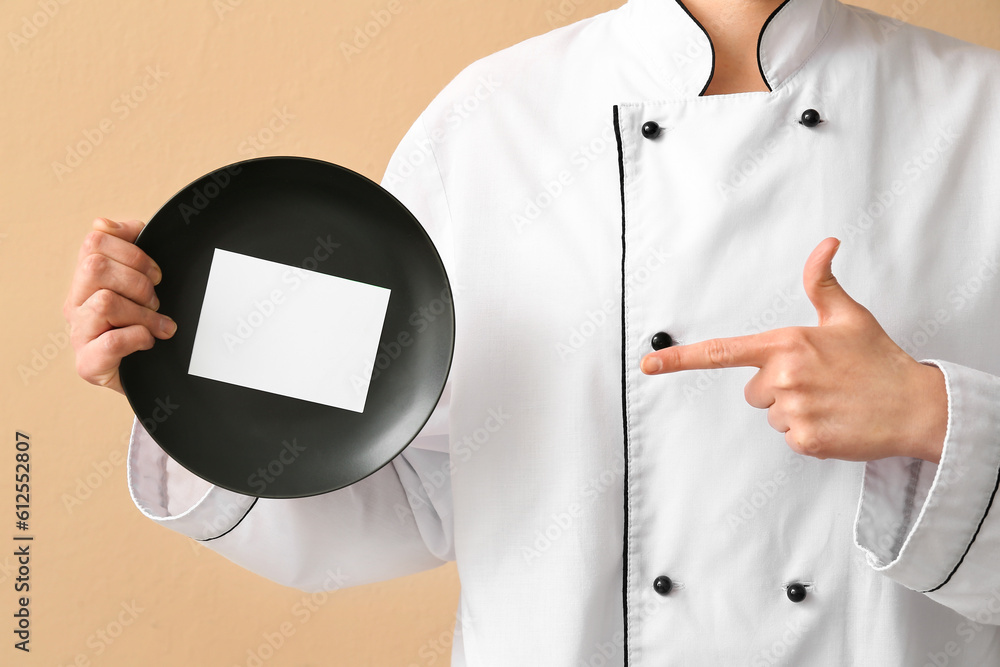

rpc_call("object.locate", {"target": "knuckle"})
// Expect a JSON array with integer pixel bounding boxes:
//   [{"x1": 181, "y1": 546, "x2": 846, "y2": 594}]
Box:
[
  {"x1": 82, "y1": 253, "x2": 108, "y2": 275},
  {"x1": 82, "y1": 230, "x2": 105, "y2": 255},
  {"x1": 138, "y1": 277, "x2": 157, "y2": 304},
  {"x1": 90, "y1": 288, "x2": 117, "y2": 314},
  {"x1": 773, "y1": 367, "x2": 799, "y2": 391},
  {"x1": 104, "y1": 327, "x2": 151, "y2": 358},
  {"x1": 124, "y1": 244, "x2": 149, "y2": 271},
  {"x1": 776, "y1": 330, "x2": 806, "y2": 354},
  {"x1": 791, "y1": 427, "x2": 825, "y2": 458},
  {"x1": 706, "y1": 339, "x2": 732, "y2": 367},
  {"x1": 782, "y1": 394, "x2": 805, "y2": 418},
  {"x1": 101, "y1": 328, "x2": 127, "y2": 356}
]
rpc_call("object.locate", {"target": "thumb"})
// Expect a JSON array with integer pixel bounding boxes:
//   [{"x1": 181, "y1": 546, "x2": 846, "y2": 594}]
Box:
[{"x1": 803, "y1": 237, "x2": 861, "y2": 325}]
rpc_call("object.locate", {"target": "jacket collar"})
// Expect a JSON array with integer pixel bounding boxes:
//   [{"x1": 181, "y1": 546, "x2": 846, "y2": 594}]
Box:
[{"x1": 624, "y1": 0, "x2": 840, "y2": 97}]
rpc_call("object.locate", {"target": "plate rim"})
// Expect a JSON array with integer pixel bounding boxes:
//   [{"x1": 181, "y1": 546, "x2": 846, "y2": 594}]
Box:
[{"x1": 119, "y1": 154, "x2": 456, "y2": 498}]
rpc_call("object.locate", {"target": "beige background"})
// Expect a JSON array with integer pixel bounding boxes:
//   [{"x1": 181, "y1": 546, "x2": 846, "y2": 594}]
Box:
[{"x1": 2, "y1": 0, "x2": 998, "y2": 665}]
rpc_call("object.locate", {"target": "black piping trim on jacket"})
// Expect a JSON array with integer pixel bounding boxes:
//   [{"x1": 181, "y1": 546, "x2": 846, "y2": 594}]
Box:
[
  {"x1": 197, "y1": 497, "x2": 259, "y2": 542},
  {"x1": 921, "y1": 461, "x2": 1000, "y2": 593},
  {"x1": 673, "y1": 0, "x2": 715, "y2": 96},
  {"x1": 613, "y1": 104, "x2": 631, "y2": 665},
  {"x1": 756, "y1": 0, "x2": 794, "y2": 92}
]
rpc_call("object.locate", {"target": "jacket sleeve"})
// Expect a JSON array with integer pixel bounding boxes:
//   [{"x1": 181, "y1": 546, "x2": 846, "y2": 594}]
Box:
[
  {"x1": 125, "y1": 112, "x2": 458, "y2": 593},
  {"x1": 854, "y1": 358, "x2": 1000, "y2": 622}
]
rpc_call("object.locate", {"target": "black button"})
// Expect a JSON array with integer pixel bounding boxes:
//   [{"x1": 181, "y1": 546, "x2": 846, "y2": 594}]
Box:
[
  {"x1": 786, "y1": 583, "x2": 807, "y2": 602},
  {"x1": 641, "y1": 121, "x2": 661, "y2": 139},
  {"x1": 650, "y1": 331, "x2": 674, "y2": 351},
  {"x1": 653, "y1": 575, "x2": 673, "y2": 596},
  {"x1": 798, "y1": 109, "x2": 821, "y2": 127}
]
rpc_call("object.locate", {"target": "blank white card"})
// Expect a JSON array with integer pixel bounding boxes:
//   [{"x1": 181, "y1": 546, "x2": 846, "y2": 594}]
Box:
[{"x1": 188, "y1": 248, "x2": 391, "y2": 412}]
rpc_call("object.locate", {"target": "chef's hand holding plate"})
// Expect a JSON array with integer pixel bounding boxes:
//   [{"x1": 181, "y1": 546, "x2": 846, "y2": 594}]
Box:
[
  {"x1": 63, "y1": 217, "x2": 178, "y2": 395},
  {"x1": 640, "y1": 237, "x2": 948, "y2": 465}
]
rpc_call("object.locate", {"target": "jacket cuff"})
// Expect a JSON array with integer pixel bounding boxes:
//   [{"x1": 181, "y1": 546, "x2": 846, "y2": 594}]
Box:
[
  {"x1": 854, "y1": 359, "x2": 1000, "y2": 593},
  {"x1": 126, "y1": 417, "x2": 257, "y2": 541}
]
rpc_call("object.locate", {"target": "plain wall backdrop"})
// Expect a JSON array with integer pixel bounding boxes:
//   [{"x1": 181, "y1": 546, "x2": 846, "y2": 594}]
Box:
[{"x1": 2, "y1": 0, "x2": 999, "y2": 665}]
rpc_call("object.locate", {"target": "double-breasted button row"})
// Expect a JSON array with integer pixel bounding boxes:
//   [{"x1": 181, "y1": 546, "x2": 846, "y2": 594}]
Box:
[
  {"x1": 641, "y1": 111, "x2": 823, "y2": 140},
  {"x1": 652, "y1": 576, "x2": 809, "y2": 602}
]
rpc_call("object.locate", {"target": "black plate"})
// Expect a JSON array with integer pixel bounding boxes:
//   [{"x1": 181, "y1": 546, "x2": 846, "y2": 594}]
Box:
[{"x1": 119, "y1": 156, "x2": 454, "y2": 498}]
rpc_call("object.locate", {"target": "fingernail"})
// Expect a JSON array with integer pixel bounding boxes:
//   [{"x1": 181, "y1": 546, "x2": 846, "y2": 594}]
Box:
[
  {"x1": 150, "y1": 295, "x2": 159, "y2": 310},
  {"x1": 105, "y1": 218, "x2": 121, "y2": 229},
  {"x1": 642, "y1": 357, "x2": 662, "y2": 373},
  {"x1": 151, "y1": 267, "x2": 162, "y2": 285},
  {"x1": 161, "y1": 317, "x2": 176, "y2": 335}
]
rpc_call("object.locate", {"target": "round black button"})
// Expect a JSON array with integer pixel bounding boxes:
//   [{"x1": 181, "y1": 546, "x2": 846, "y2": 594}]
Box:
[
  {"x1": 653, "y1": 576, "x2": 673, "y2": 596},
  {"x1": 798, "y1": 109, "x2": 821, "y2": 127},
  {"x1": 641, "y1": 121, "x2": 661, "y2": 139},
  {"x1": 650, "y1": 331, "x2": 674, "y2": 350},
  {"x1": 786, "y1": 583, "x2": 807, "y2": 602}
]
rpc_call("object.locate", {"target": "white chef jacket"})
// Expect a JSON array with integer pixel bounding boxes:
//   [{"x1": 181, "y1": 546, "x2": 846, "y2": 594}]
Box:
[{"x1": 126, "y1": 0, "x2": 1000, "y2": 664}]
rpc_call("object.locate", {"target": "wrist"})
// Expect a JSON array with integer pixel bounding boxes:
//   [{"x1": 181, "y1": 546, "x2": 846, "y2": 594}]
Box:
[{"x1": 906, "y1": 363, "x2": 948, "y2": 464}]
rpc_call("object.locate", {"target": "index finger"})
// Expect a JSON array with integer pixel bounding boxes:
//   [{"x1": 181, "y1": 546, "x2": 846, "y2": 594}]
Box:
[
  {"x1": 77, "y1": 218, "x2": 146, "y2": 263},
  {"x1": 640, "y1": 331, "x2": 777, "y2": 374}
]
